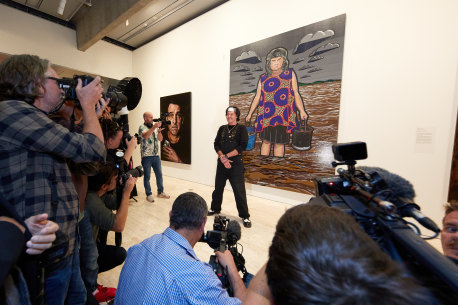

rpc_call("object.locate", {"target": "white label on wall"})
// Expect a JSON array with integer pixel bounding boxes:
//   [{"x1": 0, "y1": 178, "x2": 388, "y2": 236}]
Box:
[{"x1": 415, "y1": 127, "x2": 435, "y2": 153}]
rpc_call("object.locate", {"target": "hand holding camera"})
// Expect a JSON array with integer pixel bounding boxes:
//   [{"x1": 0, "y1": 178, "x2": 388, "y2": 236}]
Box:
[
  {"x1": 122, "y1": 175, "x2": 137, "y2": 194},
  {"x1": 75, "y1": 76, "x2": 104, "y2": 111}
]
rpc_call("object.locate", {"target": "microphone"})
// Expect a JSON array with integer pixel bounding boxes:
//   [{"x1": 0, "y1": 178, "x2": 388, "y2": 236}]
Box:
[
  {"x1": 357, "y1": 166, "x2": 440, "y2": 233},
  {"x1": 227, "y1": 220, "x2": 241, "y2": 246}
]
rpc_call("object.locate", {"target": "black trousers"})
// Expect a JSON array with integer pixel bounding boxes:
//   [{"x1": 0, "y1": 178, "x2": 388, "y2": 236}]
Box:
[
  {"x1": 96, "y1": 244, "x2": 126, "y2": 273},
  {"x1": 211, "y1": 160, "x2": 250, "y2": 218}
]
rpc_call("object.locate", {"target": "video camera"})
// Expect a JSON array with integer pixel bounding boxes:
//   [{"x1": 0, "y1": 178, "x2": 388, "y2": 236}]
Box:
[
  {"x1": 57, "y1": 75, "x2": 142, "y2": 113},
  {"x1": 149, "y1": 112, "x2": 171, "y2": 127},
  {"x1": 311, "y1": 141, "x2": 458, "y2": 303},
  {"x1": 200, "y1": 216, "x2": 249, "y2": 295}
]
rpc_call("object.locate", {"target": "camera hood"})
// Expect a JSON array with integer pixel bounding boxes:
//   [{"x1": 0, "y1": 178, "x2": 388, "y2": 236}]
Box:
[{"x1": 116, "y1": 77, "x2": 142, "y2": 111}]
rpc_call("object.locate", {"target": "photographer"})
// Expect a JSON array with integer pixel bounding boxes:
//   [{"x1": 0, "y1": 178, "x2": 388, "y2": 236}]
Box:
[
  {"x1": 441, "y1": 200, "x2": 458, "y2": 263},
  {"x1": 139, "y1": 112, "x2": 170, "y2": 202},
  {"x1": 100, "y1": 118, "x2": 137, "y2": 166},
  {"x1": 242, "y1": 204, "x2": 431, "y2": 305},
  {"x1": 84, "y1": 163, "x2": 137, "y2": 302},
  {"x1": 115, "y1": 192, "x2": 246, "y2": 305},
  {"x1": 0, "y1": 54, "x2": 106, "y2": 305}
]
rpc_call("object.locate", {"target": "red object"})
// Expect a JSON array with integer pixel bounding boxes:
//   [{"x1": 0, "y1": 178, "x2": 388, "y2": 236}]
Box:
[{"x1": 94, "y1": 284, "x2": 116, "y2": 302}]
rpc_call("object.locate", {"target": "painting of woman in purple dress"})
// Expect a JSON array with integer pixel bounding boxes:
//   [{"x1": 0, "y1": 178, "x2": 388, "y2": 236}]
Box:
[{"x1": 245, "y1": 47, "x2": 308, "y2": 157}]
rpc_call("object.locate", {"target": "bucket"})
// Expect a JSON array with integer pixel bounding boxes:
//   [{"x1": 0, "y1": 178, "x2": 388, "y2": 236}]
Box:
[
  {"x1": 246, "y1": 125, "x2": 256, "y2": 151},
  {"x1": 292, "y1": 119, "x2": 314, "y2": 151}
]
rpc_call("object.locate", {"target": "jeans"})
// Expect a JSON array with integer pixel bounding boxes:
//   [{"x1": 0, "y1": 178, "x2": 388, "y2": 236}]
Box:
[
  {"x1": 44, "y1": 243, "x2": 86, "y2": 305},
  {"x1": 211, "y1": 160, "x2": 250, "y2": 218},
  {"x1": 78, "y1": 212, "x2": 98, "y2": 294},
  {"x1": 141, "y1": 156, "x2": 164, "y2": 195}
]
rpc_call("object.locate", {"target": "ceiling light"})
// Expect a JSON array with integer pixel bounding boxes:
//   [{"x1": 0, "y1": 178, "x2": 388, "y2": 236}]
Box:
[
  {"x1": 126, "y1": 19, "x2": 129, "y2": 26},
  {"x1": 57, "y1": 0, "x2": 67, "y2": 15}
]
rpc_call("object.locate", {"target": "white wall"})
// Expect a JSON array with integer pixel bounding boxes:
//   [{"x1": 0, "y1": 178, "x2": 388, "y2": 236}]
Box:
[
  {"x1": 0, "y1": 4, "x2": 132, "y2": 79},
  {"x1": 130, "y1": 0, "x2": 458, "y2": 233},
  {"x1": 1, "y1": 0, "x2": 457, "y2": 236}
]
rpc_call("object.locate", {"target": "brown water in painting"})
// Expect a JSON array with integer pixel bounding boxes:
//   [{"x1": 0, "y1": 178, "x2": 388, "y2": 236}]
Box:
[{"x1": 231, "y1": 80, "x2": 341, "y2": 195}]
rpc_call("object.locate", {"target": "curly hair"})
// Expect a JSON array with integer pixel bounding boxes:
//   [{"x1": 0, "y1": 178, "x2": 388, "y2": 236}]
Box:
[
  {"x1": 100, "y1": 118, "x2": 122, "y2": 140},
  {"x1": 0, "y1": 54, "x2": 50, "y2": 104},
  {"x1": 266, "y1": 204, "x2": 430, "y2": 305}
]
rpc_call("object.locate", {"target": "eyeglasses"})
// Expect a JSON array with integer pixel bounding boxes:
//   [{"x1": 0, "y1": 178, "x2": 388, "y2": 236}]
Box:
[{"x1": 46, "y1": 76, "x2": 66, "y2": 89}]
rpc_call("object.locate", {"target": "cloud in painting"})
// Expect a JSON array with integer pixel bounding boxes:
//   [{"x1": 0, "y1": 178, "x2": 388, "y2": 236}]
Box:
[
  {"x1": 293, "y1": 30, "x2": 334, "y2": 54},
  {"x1": 299, "y1": 64, "x2": 314, "y2": 71},
  {"x1": 293, "y1": 57, "x2": 306, "y2": 64},
  {"x1": 253, "y1": 66, "x2": 263, "y2": 71},
  {"x1": 233, "y1": 65, "x2": 250, "y2": 72},
  {"x1": 310, "y1": 43, "x2": 340, "y2": 56},
  {"x1": 308, "y1": 56, "x2": 324, "y2": 63},
  {"x1": 308, "y1": 67, "x2": 323, "y2": 73},
  {"x1": 235, "y1": 50, "x2": 262, "y2": 64}
]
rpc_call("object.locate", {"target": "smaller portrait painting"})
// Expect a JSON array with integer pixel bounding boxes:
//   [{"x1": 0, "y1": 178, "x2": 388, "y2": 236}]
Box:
[{"x1": 160, "y1": 92, "x2": 192, "y2": 164}]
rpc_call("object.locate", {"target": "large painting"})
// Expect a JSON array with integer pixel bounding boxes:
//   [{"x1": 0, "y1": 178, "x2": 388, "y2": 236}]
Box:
[
  {"x1": 230, "y1": 14, "x2": 346, "y2": 194},
  {"x1": 160, "y1": 92, "x2": 192, "y2": 164}
]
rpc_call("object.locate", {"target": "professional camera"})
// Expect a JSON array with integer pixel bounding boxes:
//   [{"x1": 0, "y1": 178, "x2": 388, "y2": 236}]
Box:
[
  {"x1": 56, "y1": 75, "x2": 142, "y2": 113},
  {"x1": 311, "y1": 141, "x2": 458, "y2": 303},
  {"x1": 200, "y1": 216, "x2": 250, "y2": 295},
  {"x1": 150, "y1": 112, "x2": 171, "y2": 126},
  {"x1": 120, "y1": 131, "x2": 141, "y2": 151},
  {"x1": 119, "y1": 165, "x2": 143, "y2": 187}
]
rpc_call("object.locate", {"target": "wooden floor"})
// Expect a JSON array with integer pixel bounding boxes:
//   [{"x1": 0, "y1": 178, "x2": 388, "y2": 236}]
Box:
[{"x1": 97, "y1": 175, "x2": 296, "y2": 289}]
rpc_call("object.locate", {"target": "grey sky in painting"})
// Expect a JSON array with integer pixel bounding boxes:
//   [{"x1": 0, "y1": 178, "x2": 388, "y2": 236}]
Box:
[{"x1": 229, "y1": 14, "x2": 346, "y2": 95}]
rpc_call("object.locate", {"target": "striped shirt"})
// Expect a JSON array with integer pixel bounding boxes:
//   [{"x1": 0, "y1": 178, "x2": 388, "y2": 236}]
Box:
[
  {"x1": 115, "y1": 227, "x2": 241, "y2": 305},
  {"x1": 0, "y1": 99, "x2": 106, "y2": 254}
]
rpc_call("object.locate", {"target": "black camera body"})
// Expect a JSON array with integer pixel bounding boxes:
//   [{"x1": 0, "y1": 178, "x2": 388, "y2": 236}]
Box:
[
  {"x1": 58, "y1": 75, "x2": 127, "y2": 113},
  {"x1": 312, "y1": 142, "x2": 458, "y2": 302},
  {"x1": 152, "y1": 112, "x2": 171, "y2": 126},
  {"x1": 119, "y1": 165, "x2": 143, "y2": 187},
  {"x1": 200, "y1": 216, "x2": 249, "y2": 295}
]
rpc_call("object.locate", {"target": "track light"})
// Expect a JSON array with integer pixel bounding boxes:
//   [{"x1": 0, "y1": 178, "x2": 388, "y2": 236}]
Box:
[{"x1": 57, "y1": 0, "x2": 67, "y2": 15}]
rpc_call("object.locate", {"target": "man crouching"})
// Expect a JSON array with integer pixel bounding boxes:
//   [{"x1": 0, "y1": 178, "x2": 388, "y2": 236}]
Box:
[{"x1": 115, "y1": 192, "x2": 246, "y2": 304}]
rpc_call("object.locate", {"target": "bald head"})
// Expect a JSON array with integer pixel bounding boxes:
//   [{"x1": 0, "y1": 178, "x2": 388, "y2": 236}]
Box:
[{"x1": 143, "y1": 112, "x2": 153, "y2": 124}]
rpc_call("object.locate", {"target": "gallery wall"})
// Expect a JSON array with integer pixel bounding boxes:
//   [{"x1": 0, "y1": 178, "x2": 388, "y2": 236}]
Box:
[
  {"x1": 130, "y1": 0, "x2": 458, "y2": 231},
  {"x1": 0, "y1": 5, "x2": 132, "y2": 79},
  {"x1": 1, "y1": 0, "x2": 458, "y2": 237}
]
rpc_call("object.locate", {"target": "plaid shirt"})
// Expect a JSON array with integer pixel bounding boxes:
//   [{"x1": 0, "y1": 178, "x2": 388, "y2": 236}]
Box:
[{"x1": 0, "y1": 100, "x2": 106, "y2": 254}]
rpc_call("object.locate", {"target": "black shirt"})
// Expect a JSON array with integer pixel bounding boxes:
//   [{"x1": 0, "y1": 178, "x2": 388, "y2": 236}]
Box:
[{"x1": 214, "y1": 124, "x2": 248, "y2": 164}]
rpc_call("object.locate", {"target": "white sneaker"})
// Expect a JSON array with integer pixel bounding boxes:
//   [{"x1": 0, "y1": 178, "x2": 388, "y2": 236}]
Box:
[
  {"x1": 157, "y1": 193, "x2": 170, "y2": 199},
  {"x1": 146, "y1": 195, "x2": 155, "y2": 202}
]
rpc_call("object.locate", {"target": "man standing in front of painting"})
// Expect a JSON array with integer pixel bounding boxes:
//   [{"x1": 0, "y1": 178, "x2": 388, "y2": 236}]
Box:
[
  {"x1": 245, "y1": 47, "x2": 308, "y2": 157},
  {"x1": 139, "y1": 112, "x2": 170, "y2": 202}
]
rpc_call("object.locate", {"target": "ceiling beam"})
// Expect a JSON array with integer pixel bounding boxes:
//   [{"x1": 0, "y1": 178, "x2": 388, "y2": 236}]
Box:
[{"x1": 73, "y1": 0, "x2": 154, "y2": 51}]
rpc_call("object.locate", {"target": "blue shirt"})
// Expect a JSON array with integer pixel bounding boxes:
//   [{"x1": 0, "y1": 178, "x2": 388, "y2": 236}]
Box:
[{"x1": 115, "y1": 228, "x2": 241, "y2": 305}]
